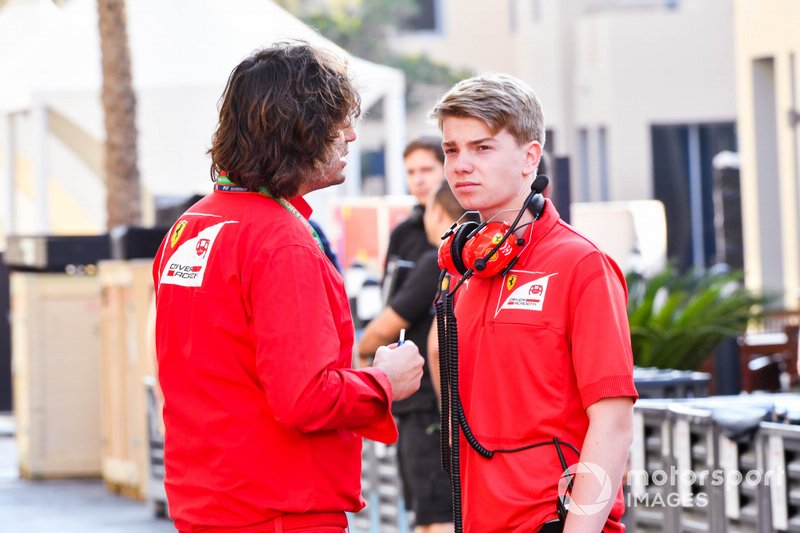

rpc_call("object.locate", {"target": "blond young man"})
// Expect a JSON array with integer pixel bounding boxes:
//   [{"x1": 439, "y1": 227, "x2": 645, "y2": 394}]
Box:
[{"x1": 430, "y1": 74, "x2": 638, "y2": 533}]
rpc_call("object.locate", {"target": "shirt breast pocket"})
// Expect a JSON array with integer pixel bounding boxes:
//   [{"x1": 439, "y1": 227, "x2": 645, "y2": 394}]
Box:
[{"x1": 489, "y1": 303, "x2": 564, "y2": 333}]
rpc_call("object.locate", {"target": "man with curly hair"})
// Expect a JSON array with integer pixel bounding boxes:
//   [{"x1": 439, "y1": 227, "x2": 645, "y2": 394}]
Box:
[{"x1": 153, "y1": 41, "x2": 424, "y2": 533}]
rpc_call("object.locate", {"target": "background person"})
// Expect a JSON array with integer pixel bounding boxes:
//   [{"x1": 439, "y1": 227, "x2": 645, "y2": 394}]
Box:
[
  {"x1": 382, "y1": 136, "x2": 448, "y2": 303},
  {"x1": 153, "y1": 42, "x2": 423, "y2": 533}
]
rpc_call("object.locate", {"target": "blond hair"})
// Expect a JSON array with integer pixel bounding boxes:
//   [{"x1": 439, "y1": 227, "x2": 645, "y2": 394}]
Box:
[{"x1": 429, "y1": 73, "x2": 545, "y2": 146}]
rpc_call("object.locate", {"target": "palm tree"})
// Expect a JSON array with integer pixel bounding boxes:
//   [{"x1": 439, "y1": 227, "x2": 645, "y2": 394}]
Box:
[{"x1": 97, "y1": 0, "x2": 141, "y2": 228}]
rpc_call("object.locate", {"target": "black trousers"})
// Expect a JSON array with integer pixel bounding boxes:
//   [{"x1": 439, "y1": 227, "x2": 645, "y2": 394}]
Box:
[{"x1": 538, "y1": 520, "x2": 563, "y2": 533}]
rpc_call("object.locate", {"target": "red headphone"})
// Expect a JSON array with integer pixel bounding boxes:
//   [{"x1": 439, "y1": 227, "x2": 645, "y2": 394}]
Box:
[{"x1": 438, "y1": 176, "x2": 549, "y2": 279}]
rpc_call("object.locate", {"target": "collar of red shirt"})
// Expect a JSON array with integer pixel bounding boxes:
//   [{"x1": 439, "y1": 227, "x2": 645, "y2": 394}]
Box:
[
  {"x1": 288, "y1": 195, "x2": 313, "y2": 220},
  {"x1": 510, "y1": 198, "x2": 560, "y2": 268},
  {"x1": 528, "y1": 198, "x2": 560, "y2": 247}
]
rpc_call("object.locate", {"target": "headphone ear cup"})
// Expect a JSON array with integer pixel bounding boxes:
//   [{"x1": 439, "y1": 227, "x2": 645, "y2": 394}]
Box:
[
  {"x1": 450, "y1": 221, "x2": 479, "y2": 275},
  {"x1": 463, "y1": 221, "x2": 522, "y2": 278}
]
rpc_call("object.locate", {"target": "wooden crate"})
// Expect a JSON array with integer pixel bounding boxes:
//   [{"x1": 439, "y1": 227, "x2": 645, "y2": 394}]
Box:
[
  {"x1": 11, "y1": 272, "x2": 103, "y2": 478},
  {"x1": 98, "y1": 259, "x2": 156, "y2": 500}
]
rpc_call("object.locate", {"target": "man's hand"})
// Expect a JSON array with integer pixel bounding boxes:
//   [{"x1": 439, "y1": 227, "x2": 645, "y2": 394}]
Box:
[{"x1": 372, "y1": 340, "x2": 424, "y2": 401}]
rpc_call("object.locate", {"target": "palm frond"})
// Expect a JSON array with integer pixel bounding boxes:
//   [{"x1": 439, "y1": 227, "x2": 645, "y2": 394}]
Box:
[{"x1": 627, "y1": 266, "x2": 772, "y2": 370}]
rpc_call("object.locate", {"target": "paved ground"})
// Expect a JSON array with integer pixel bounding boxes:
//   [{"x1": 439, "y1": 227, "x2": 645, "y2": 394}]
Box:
[{"x1": 0, "y1": 413, "x2": 176, "y2": 533}]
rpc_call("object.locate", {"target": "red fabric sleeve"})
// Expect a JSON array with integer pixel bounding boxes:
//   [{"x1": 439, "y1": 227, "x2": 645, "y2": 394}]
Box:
[
  {"x1": 249, "y1": 243, "x2": 397, "y2": 443},
  {"x1": 569, "y1": 251, "x2": 638, "y2": 410}
]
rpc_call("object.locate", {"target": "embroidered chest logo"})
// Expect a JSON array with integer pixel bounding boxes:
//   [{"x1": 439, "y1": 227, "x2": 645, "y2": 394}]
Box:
[
  {"x1": 195, "y1": 238, "x2": 210, "y2": 257},
  {"x1": 170, "y1": 220, "x2": 188, "y2": 248},
  {"x1": 495, "y1": 271, "x2": 558, "y2": 316},
  {"x1": 160, "y1": 221, "x2": 238, "y2": 288}
]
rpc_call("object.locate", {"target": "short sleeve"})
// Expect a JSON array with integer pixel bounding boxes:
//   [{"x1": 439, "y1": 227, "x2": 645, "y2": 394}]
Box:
[{"x1": 569, "y1": 251, "x2": 638, "y2": 409}]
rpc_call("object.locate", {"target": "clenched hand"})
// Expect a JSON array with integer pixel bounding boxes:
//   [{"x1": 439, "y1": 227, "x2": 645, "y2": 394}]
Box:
[{"x1": 372, "y1": 341, "x2": 424, "y2": 401}]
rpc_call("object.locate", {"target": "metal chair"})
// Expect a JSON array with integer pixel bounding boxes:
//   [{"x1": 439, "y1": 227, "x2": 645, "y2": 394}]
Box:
[{"x1": 738, "y1": 310, "x2": 800, "y2": 393}]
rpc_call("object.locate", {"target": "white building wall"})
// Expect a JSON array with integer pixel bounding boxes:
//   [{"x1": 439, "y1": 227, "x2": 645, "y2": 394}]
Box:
[
  {"x1": 733, "y1": 0, "x2": 800, "y2": 304},
  {"x1": 572, "y1": 0, "x2": 736, "y2": 201},
  {"x1": 511, "y1": 0, "x2": 580, "y2": 157}
]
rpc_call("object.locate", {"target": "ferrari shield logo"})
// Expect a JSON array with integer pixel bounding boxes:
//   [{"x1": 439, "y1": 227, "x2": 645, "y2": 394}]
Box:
[
  {"x1": 170, "y1": 220, "x2": 188, "y2": 248},
  {"x1": 506, "y1": 275, "x2": 518, "y2": 291}
]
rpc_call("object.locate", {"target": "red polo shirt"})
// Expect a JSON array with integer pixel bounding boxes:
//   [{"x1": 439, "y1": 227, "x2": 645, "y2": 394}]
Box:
[
  {"x1": 153, "y1": 190, "x2": 396, "y2": 532},
  {"x1": 452, "y1": 200, "x2": 638, "y2": 532}
]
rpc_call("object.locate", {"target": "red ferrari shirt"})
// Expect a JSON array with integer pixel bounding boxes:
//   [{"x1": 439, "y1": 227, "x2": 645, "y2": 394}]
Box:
[
  {"x1": 452, "y1": 200, "x2": 638, "y2": 532},
  {"x1": 153, "y1": 190, "x2": 396, "y2": 531}
]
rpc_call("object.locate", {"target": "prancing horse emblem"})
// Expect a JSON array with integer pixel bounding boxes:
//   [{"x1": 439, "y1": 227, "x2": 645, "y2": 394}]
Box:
[
  {"x1": 506, "y1": 275, "x2": 518, "y2": 291},
  {"x1": 171, "y1": 220, "x2": 188, "y2": 248}
]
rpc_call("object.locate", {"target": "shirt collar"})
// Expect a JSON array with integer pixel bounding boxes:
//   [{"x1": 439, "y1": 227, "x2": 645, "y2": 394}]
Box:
[
  {"x1": 528, "y1": 198, "x2": 560, "y2": 248},
  {"x1": 288, "y1": 195, "x2": 313, "y2": 219}
]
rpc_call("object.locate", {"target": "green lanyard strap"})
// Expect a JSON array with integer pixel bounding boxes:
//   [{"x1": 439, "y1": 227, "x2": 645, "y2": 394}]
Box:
[{"x1": 215, "y1": 175, "x2": 324, "y2": 253}]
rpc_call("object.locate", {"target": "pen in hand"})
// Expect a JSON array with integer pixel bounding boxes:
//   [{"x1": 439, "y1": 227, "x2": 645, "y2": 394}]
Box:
[{"x1": 398, "y1": 328, "x2": 406, "y2": 346}]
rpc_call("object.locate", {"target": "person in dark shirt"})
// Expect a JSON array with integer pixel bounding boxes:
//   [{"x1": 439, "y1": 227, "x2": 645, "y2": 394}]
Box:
[
  {"x1": 359, "y1": 181, "x2": 470, "y2": 533},
  {"x1": 382, "y1": 137, "x2": 447, "y2": 302}
]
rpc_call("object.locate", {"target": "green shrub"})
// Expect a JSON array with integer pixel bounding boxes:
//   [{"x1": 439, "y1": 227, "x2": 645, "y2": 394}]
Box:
[{"x1": 627, "y1": 266, "x2": 772, "y2": 370}]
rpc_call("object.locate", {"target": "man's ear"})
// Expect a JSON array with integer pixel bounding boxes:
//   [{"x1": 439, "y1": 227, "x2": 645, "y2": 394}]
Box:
[{"x1": 522, "y1": 141, "x2": 542, "y2": 176}]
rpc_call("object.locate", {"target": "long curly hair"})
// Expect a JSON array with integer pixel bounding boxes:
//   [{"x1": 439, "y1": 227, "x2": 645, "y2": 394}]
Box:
[{"x1": 208, "y1": 41, "x2": 361, "y2": 198}]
